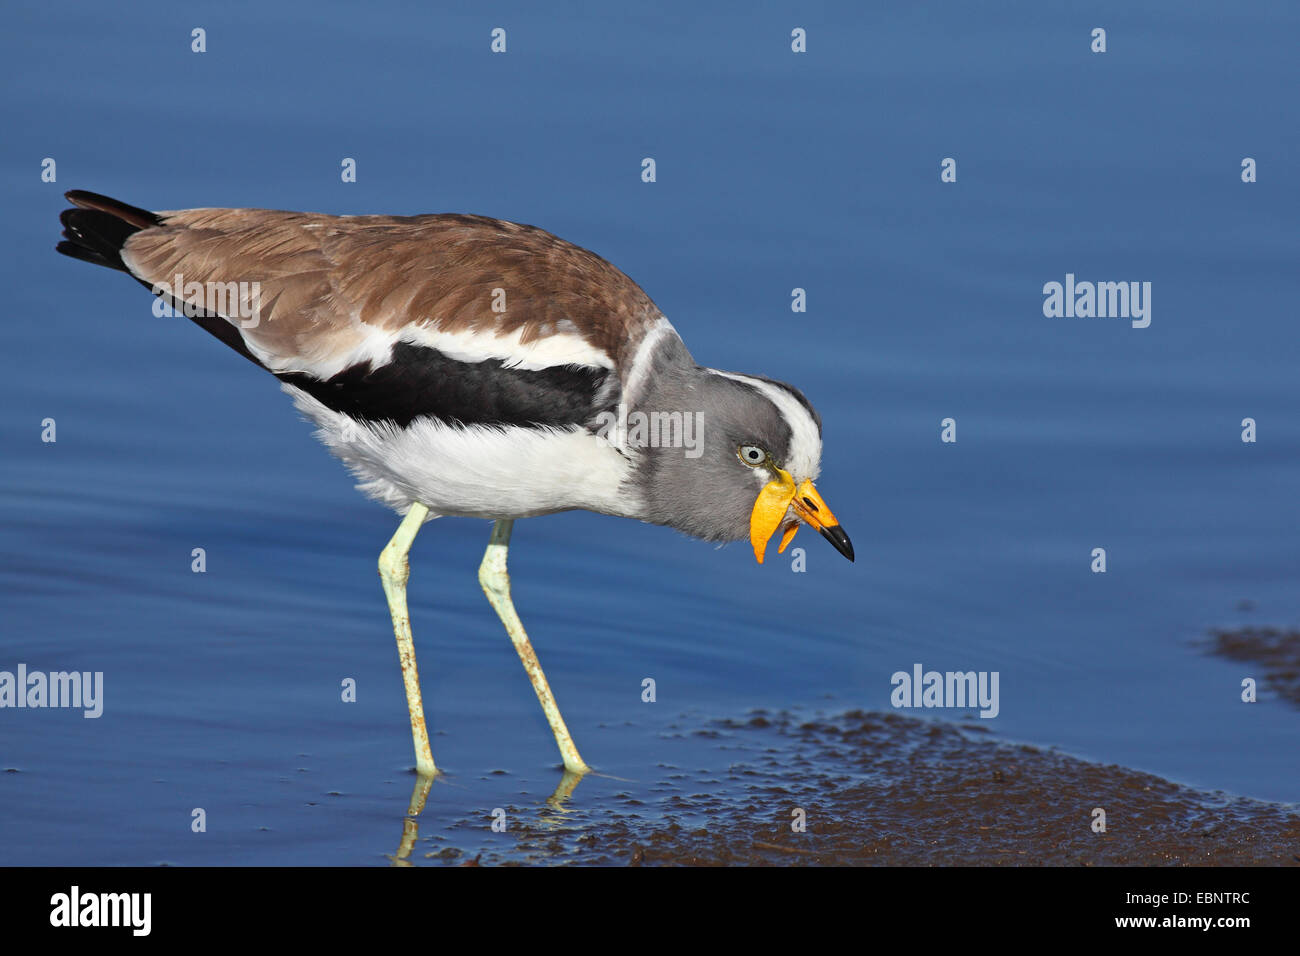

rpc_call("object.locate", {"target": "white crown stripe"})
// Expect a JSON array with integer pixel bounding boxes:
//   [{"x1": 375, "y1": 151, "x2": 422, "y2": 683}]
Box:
[{"x1": 708, "y1": 370, "x2": 822, "y2": 482}]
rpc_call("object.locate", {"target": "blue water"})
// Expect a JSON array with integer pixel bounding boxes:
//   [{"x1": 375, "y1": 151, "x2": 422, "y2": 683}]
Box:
[{"x1": 1, "y1": 1, "x2": 1297, "y2": 864}]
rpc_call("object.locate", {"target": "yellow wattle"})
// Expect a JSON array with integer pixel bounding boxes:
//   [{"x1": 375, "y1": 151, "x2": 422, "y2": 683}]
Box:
[
  {"x1": 749, "y1": 475, "x2": 796, "y2": 563},
  {"x1": 777, "y1": 521, "x2": 800, "y2": 554}
]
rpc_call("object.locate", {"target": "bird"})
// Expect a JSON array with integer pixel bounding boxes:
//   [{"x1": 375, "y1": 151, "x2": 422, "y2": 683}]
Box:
[{"x1": 55, "y1": 189, "x2": 854, "y2": 781}]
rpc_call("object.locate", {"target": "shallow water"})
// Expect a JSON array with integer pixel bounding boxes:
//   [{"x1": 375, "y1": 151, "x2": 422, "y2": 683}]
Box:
[{"x1": 1, "y1": 1, "x2": 1297, "y2": 865}]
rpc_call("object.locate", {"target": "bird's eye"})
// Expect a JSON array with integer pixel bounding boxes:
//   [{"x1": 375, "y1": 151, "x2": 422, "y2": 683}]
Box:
[{"x1": 738, "y1": 444, "x2": 767, "y2": 467}]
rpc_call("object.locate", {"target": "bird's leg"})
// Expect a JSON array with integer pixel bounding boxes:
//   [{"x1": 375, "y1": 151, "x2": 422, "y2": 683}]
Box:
[
  {"x1": 378, "y1": 502, "x2": 437, "y2": 779},
  {"x1": 478, "y1": 519, "x2": 591, "y2": 775}
]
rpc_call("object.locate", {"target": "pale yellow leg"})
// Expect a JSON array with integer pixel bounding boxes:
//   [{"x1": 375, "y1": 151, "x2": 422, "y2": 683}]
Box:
[
  {"x1": 378, "y1": 502, "x2": 437, "y2": 778},
  {"x1": 478, "y1": 519, "x2": 591, "y2": 775}
]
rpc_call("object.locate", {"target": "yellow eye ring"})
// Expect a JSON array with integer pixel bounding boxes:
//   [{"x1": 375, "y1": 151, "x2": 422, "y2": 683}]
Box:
[{"x1": 738, "y1": 444, "x2": 767, "y2": 467}]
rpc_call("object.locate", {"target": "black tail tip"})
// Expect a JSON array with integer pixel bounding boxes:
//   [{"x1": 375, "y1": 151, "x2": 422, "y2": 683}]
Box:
[{"x1": 55, "y1": 193, "x2": 159, "y2": 273}]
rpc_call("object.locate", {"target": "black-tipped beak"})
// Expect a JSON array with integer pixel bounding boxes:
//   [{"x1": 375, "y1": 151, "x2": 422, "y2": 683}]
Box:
[
  {"x1": 781, "y1": 478, "x2": 855, "y2": 564},
  {"x1": 819, "y1": 524, "x2": 855, "y2": 562}
]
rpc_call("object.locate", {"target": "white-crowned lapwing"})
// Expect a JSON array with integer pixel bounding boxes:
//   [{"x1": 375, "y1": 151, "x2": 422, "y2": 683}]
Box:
[{"x1": 56, "y1": 189, "x2": 853, "y2": 779}]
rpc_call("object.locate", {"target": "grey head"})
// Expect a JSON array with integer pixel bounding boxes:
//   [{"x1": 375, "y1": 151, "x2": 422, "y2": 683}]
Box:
[{"x1": 620, "y1": 350, "x2": 853, "y2": 563}]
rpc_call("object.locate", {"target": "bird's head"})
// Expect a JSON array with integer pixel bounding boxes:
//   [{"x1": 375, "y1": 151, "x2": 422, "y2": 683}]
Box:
[{"x1": 630, "y1": 367, "x2": 854, "y2": 564}]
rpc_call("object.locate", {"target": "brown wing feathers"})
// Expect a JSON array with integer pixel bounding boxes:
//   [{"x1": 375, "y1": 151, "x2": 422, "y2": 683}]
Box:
[
  {"x1": 57, "y1": 191, "x2": 268, "y2": 368},
  {"x1": 54, "y1": 191, "x2": 669, "y2": 408}
]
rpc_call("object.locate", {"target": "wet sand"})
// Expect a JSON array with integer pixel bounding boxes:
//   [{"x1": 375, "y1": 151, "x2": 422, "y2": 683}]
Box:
[
  {"x1": 1205, "y1": 628, "x2": 1300, "y2": 709},
  {"x1": 415, "y1": 710, "x2": 1300, "y2": 866}
]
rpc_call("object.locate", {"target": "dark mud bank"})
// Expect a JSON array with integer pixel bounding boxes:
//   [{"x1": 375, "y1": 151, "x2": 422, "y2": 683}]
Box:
[{"x1": 426, "y1": 710, "x2": 1300, "y2": 866}]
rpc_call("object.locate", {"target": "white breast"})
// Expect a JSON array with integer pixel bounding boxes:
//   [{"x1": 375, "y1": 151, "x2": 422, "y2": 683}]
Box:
[{"x1": 285, "y1": 386, "x2": 642, "y2": 520}]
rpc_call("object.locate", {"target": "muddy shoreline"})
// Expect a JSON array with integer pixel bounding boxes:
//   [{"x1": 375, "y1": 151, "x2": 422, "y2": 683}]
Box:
[{"x1": 422, "y1": 710, "x2": 1300, "y2": 866}]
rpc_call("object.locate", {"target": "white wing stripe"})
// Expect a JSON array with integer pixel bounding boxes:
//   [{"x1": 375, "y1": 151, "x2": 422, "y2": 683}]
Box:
[{"x1": 403, "y1": 322, "x2": 613, "y2": 372}]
